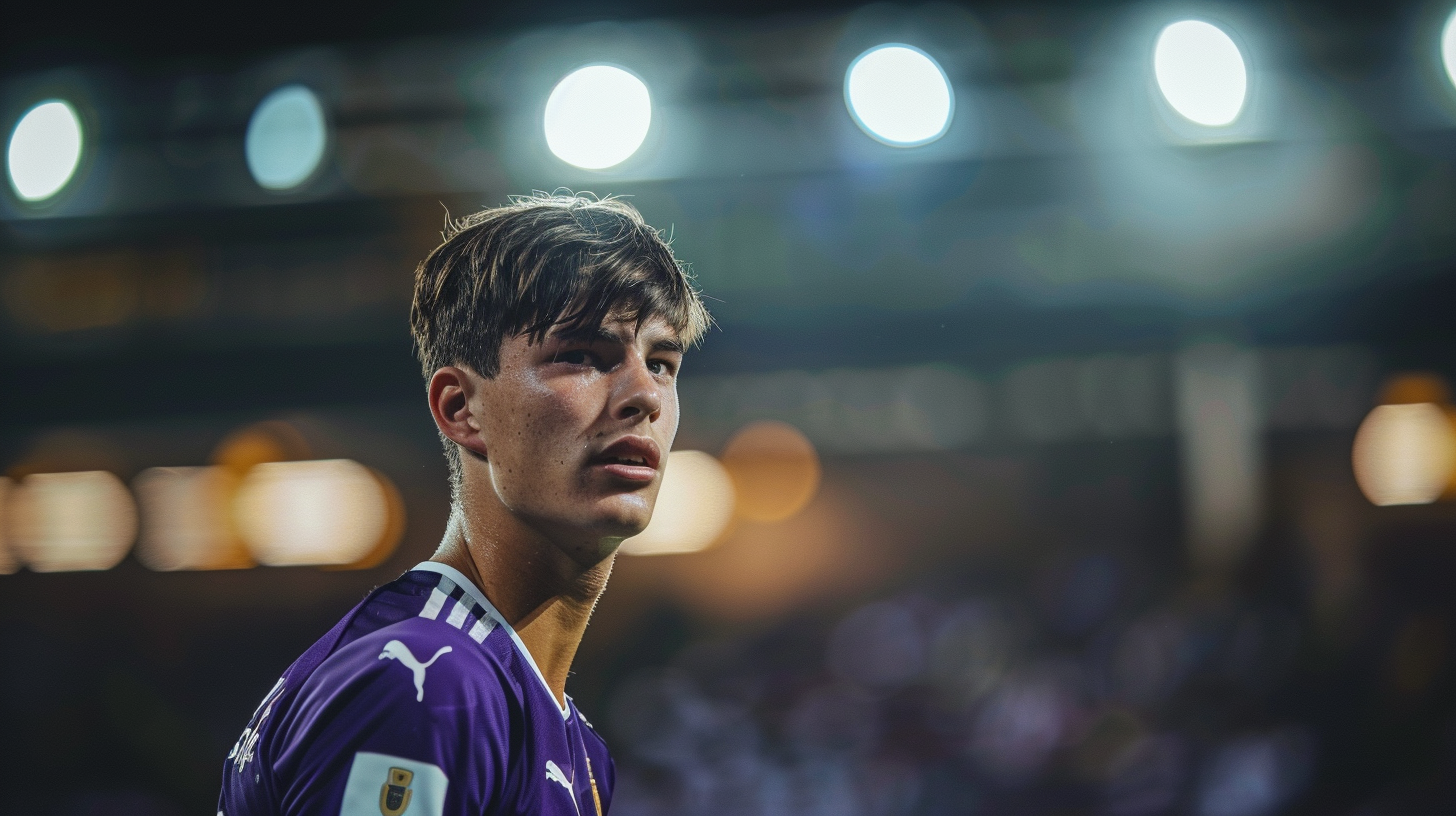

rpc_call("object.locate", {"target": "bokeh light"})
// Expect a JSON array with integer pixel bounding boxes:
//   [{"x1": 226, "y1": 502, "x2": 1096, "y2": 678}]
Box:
[
  {"x1": 8, "y1": 471, "x2": 137, "y2": 572},
  {"x1": 134, "y1": 466, "x2": 252, "y2": 571},
  {"x1": 6, "y1": 100, "x2": 84, "y2": 202},
  {"x1": 233, "y1": 459, "x2": 398, "y2": 567},
  {"x1": 1196, "y1": 729, "x2": 1314, "y2": 816},
  {"x1": 211, "y1": 419, "x2": 312, "y2": 472},
  {"x1": 719, "y1": 420, "x2": 821, "y2": 523},
  {"x1": 1351, "y1": 402, "x2": 1456, "y2": 506},
  {"x1": 0, "y1": 477, "x2": 15, "y2": 574},
  {"x1": 245, "y1": 84, "x2": 328, "y2": 190},
  {"x1": 1153, "y1": 20, "x2": 1249, "y2": 127},
  {"x1": 969, "y1": 668, "x2": 1077, "y2": 782},
  {"x1": 1378, "y1": 371, "x2": 1451, "y2": 406},
  {"x1": 649, "y1": 481, "x2": 885, "y2": 621},
  {"x1": 928, "y1": 602, "x2": 1016, "y2": 709},
  {"x1": 544, "y1": 65, "x2": 652, "y2": 170},
  {"x1": 844, "y1": 44, "x2": 954, "y2": 146},
  {"x1": 620, "y1": 450, "x2": 736, "y2": 555},
  {"x1": 1443, "y1": 8, "x2": 1456, "y2": 93}
]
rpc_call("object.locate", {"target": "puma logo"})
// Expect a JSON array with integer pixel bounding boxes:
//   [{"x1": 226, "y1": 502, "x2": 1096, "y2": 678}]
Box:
[
  {"x1": 545, "y1": 760, "x2": 572, "y2": 792},
  {"x1": 378, "y1": 640, "x2": 453, "y2": 702}
]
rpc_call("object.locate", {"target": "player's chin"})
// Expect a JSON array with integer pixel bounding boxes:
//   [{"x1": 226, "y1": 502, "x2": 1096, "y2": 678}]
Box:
[{"x1": 587, "y1": 494, "x2": 654, "y2": 538}]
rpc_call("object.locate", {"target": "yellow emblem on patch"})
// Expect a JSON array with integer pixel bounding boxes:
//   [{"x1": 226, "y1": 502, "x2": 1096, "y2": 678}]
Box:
[{"x1": 379, "y1": 767, "x2": 414, "y2": 816}]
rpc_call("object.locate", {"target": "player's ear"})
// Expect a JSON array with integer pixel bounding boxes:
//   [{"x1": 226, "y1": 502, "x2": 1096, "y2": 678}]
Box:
[{"x1": 428, "y1": 366, "x2": 489, "y2": 459}]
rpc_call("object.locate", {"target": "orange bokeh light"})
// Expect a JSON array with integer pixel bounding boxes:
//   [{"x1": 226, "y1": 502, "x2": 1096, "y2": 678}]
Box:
[{"x1": 720, "y1": 421, "x2": 821, "y2": 523}]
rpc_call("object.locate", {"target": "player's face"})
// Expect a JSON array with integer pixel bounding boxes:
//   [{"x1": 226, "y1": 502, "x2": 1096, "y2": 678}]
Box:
[{"x1": 472, "y1": 315, "x2": 684, "y2": 560}]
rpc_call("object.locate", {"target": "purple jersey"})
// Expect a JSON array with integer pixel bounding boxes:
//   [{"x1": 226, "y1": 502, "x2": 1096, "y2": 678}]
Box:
[{"x1": 218, "y1": 562, "x2": 614, "y2": 816}]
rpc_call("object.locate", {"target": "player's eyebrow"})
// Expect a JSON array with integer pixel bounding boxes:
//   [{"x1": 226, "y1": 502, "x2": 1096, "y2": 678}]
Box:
[
  {"x1": 550, "y1": 324, "x2": 619, "y2": 345},
  {"x1": 556, "y1": 324, "x2": 684, "y2": 355},
  {"x1": 648, "y1": 336, "x2": 685, "y2": 355}
]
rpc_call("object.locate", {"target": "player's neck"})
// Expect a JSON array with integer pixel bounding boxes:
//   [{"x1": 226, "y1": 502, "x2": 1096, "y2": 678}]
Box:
[{"x1": 430, "y1": 509, "x2": 614, "y2": 708}]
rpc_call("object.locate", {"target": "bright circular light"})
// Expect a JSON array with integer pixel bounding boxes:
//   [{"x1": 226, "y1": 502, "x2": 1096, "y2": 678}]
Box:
[
  {"x1": 9, "y1": 471, "x2": 137, "y2": 572},
  {"x1": 1153, "y1": 20, "x2": 1249, "y2": 127},
  {"x1": 621, "y1": 451, "x2": 736, "y2": 556},
  {"x1": 720, "y1": 420, "x2": 821, "y2": 523},
  {"x1": 246, "y1": 84, "x2": 328, "y2": 190},
  {"x1": 544, "y1": 65, "x2": 652, "y2": 170},
  {"x1": 6, "y1": 100, "x2": 84, "y2": 202},
  {"x1": 233, "y1": 459, "x2": 391, "y2": 566},
  {"x1": 1442, "y1": 9, "x2": 1456, "y2": 92},
  {"x1": 845, "y1": 44, "x2": 954, "y2": 147},
  {"x1": 1352, "y1": 403, "x2": 1456, "y2": 506},
  {"x1": 134, "y1": 466, "x2": 252, "y2": 571}
]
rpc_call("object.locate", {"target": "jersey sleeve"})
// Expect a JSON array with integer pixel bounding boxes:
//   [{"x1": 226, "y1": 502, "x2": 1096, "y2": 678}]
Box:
[{"x1": 268, "y1": 621, "x2": 514, "y2": 816}]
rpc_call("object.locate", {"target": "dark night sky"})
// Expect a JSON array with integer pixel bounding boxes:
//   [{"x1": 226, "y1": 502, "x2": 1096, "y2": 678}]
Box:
[
  {"x1": 0, "y1": 0, "x2": 1403, "y2": 74},
  {"x1": 0, "y1": 0, "x2": 854, "y2": 73}
]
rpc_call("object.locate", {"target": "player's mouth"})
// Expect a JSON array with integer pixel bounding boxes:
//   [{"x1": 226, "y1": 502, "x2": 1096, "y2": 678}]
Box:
[{"x1": 589, "y1": 436, "x2": 661, "y2": 483}]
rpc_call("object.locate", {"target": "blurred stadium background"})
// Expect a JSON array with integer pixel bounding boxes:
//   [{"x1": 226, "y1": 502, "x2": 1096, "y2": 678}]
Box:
[{"x1": 8, "y1": 0, "x2": 1456, "y2": 813}]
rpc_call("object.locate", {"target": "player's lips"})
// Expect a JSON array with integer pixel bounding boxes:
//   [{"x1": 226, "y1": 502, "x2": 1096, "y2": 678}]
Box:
[{"x1": 589, "y1": 436, "x2": 661, "y2": 483}]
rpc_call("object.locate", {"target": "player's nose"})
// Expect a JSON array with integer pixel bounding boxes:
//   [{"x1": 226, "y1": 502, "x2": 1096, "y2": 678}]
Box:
[{"x1": 611, "y1": 356, "x2": 663, "y2": 423}]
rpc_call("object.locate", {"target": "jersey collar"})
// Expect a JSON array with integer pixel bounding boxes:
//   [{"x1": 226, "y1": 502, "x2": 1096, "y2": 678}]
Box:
[{"x1": 411, "y1": 560, "x2": 571, "y2": 719}]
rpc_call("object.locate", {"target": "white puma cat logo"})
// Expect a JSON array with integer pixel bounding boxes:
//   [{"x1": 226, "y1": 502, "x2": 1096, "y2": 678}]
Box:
[
  {"x1": 545, "y1": 760, "x2": 572, "y2": 792},
  {"x1": 378, "y1": 640, "x2": 453, "y2": 702}
]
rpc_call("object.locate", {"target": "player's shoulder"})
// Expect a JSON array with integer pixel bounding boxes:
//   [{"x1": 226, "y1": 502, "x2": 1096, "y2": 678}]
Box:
[
  {"x1": 298, "y1": 563, "x2": 527, "y2": 708},
  {"x1": 309, "y1": 614, "x2": 515, "y2": 712}
]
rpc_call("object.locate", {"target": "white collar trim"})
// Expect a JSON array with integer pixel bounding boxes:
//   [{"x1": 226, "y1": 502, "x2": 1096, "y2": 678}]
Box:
[{"x1": 411, "y1": 561, "x2": 570, "y2": 719}]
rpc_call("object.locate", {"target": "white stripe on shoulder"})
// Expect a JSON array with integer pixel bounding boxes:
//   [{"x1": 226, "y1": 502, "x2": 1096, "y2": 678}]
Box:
[
  {"x1": 445, "y1": 598, "x2": 472, "y2": 629},
  {"x1": 468, "y1": 616, "x2": 497, "y2": 644},
  {"x1": 418, "y1": 575, "x2": 456, "y2": 621}
]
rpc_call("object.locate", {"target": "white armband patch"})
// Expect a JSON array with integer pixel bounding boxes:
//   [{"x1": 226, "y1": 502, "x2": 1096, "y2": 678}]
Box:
[{"x1": 340, "y1": 752, "x2": 449, "y2": 816}]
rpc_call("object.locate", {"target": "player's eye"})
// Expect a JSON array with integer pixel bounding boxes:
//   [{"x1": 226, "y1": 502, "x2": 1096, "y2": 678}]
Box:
[{"x1": 555, "y1": 349, "x2": 595, "y2": 366}]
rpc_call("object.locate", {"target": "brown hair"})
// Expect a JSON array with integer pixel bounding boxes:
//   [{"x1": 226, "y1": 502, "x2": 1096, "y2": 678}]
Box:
[{"x1": 410, "y1": 193, "x2": 711, "y2": 489}]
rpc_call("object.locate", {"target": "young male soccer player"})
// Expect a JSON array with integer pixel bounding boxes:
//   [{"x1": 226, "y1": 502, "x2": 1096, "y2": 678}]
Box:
[{"x1": 218, "y1": 194, "x2": 710, "y2": 815}]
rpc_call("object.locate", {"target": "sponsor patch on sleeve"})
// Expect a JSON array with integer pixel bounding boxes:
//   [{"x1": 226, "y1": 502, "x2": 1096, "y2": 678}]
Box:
[{"x1": 340, "y1": 752, "x2": 449, "y2": 816}]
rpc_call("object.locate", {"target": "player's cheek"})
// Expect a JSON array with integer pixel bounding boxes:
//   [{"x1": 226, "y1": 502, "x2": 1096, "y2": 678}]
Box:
[{"x1": 658, "y1": 392, "x2": 680, "y2": 447}]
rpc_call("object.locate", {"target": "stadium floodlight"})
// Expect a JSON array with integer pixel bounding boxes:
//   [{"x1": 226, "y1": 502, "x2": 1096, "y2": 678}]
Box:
[
  {"x1": 544, "y1": 65, "x2": 652, "y2": 170},
  {"x1": 246, "y1": 84, "x2": 329, "y2": 191},
  {"x1": 1153, "y1": 20, "x2": 1249, "y2": 127},
  {"x1": 845, "y1": 44, "x2": 954, "y2": 147},
  {"x1": 1442, "y1": 8, "x2": 1456, "y2": 92},
  {"x1": 6, "y1": 100, "x2": 84, "y2": 202}
]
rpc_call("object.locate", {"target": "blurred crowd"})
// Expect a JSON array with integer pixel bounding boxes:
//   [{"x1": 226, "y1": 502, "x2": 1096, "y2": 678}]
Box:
[{"x1": 604, "y1": 553, "x2": 1322, "y2": 816}]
